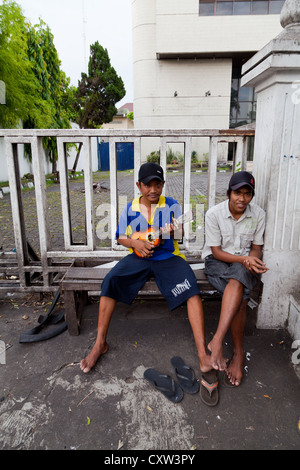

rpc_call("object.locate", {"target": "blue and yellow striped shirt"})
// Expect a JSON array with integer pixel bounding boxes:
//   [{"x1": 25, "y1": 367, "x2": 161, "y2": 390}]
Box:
[{"x1": 116, "y1": 195, "x2": 185, "y2": 260}]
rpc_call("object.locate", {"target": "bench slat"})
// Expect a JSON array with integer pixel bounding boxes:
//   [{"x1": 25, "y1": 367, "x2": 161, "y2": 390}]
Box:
[{"x1": 62, "y1": 266, "x2": 209, "y2": 282}]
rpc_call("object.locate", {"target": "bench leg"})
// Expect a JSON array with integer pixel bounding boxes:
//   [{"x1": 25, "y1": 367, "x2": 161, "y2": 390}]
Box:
[
  {"x1": 77, "y1": 291, "x2": 88, "y2": 326},
  {"x1": 64, "y1": 290, "x2": 80, "y2": 336},
  {"x1": 64, "y1": 290, "x2": 89, "y2": 336}
]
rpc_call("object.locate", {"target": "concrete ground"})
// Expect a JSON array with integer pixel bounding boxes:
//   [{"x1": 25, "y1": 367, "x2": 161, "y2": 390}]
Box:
[
  {"x1": 0, "y1": 294, "x2": 299, "y2": 451},
  {"x1": 1, "y1": 171, "x2": 299, "y2": 451}
]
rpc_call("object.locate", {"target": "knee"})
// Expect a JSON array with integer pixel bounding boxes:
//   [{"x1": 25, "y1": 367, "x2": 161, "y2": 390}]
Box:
[
  {"x1": 187, "y1": 294, "x2": 202, "y2": 307},
  {"x1": 228, "y1": 278, "x2": 243, "y2": 291}
]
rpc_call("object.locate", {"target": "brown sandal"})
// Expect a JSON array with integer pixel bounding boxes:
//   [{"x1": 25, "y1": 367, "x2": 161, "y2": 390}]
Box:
[{"x1": 200, "y1": 370, "x2": 219, "y2": 406}]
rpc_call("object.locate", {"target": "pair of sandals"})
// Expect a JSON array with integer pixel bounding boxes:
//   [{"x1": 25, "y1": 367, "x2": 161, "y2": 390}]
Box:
[{"x1": 144, "y1": 356, "x2": 219, "y2": 406}]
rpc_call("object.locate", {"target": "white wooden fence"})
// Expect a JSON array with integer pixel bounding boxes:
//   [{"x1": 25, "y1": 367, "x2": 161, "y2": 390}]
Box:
[{"x1": 0, "y1": 128, "x2": 254, "y2": 294}]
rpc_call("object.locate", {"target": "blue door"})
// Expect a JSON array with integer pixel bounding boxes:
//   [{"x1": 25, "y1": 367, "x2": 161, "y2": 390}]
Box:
[{"x1": 98, "y1": 142, "x2": 134, "y2": 171}]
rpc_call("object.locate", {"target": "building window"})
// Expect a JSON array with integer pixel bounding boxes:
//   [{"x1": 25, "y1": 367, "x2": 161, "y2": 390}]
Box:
[
  {"x1": 234, "y1": 2, "x2": 251, "y2": 15},
  {"x1": 199, "y1": 0, "x2": 285, "y2": 16},
  {"x1": 216, "y1": 1, "x2": 233, "y2": 15},
  {"x1": 230, "y1": 74, "x2": 257, "y2": 128},
  {"x1": 228, "y1": 68, "x2": 256, "y2": 161}
]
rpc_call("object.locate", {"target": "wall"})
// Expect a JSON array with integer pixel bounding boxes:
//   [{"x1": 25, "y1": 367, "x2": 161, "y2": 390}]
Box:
[
  {"x1": 156, "y1": 0, "x2": 282, "y2": 55},
  {"x1": 101, "y1": 116, "x2": 134, "y2": 130},
  {"x1": 132, "y1": 0, "x2": 283, "y2": 160}
]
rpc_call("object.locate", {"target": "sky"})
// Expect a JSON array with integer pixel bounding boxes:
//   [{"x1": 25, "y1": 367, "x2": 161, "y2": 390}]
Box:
[{"x1": 14, "y1": 0, "x2": 133, "y2": 106}]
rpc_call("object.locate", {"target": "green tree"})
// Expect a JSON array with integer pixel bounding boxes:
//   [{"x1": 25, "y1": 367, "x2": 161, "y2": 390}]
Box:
[
  {"x1": 26, "y1": 20, "x2": 76, "y2": 127},
  {"x1": 127, "y1": 111, "x2": 134, "y2": 121},
  {"x1": 0, "y1": 1, "x2": 77, "y2": 134},
  {"x1": 25, "y1": 19, "x2": 77, "y2": 170},
  {"x1": 0, "y1": 1, "x2": 79, "y2": 176},
  {"x1": 76, "y1": 41, "x2": 126, "y2": 128},
  {"x1": 0, "y1": 0, "x2": 52, "y2": 128}
]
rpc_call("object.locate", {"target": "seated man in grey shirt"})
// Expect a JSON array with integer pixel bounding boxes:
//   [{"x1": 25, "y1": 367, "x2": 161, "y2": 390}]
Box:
[{"x1": 202, "y1": 171, "x2": 268, "y2": 387}]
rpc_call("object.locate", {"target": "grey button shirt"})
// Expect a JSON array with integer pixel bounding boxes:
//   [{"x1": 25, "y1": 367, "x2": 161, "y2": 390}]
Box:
[{"x1": 202, "y1": 200, "x2": 266, "y2": 260}]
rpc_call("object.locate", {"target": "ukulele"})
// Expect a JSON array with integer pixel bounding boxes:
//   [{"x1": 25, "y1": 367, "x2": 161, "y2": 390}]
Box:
[{"x1": 131, "y1": 210, "x2": 193, "y2": 257}]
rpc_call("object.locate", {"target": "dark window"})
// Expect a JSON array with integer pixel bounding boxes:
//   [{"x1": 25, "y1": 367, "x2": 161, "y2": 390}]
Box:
[
  {"x1": 270, "y1": 0, "x2": 285, "y2": 14},
  {"x1": 216, "y1": 1, "x2": 233, "y2": 15},
  {"x1": 199, "y1": 2, "x2": 215, "y2": 15},
  {"x1": 234, "y1": 1, "x2": 251, "y2": 15},
  {"x1": 252, "y1": 0, "x2": 269, "y2": 15},
  {"x1": 199, "y1": 0, "x2": 285, "y2": 16},
  {"x1": 230, "y1": 68, "x2": 257, "y2": 128},
  {"x1": 229, "y1": 67, "x2": 256, "y2": 161}
]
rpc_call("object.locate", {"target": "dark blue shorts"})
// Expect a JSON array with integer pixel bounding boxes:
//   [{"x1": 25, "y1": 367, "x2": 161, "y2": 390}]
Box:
[
  {"x1": 100, "y1": 254, "x2": 200, "y2": 310},
  {"x1": 204, "y1": 255, "x2": 259, "y2": 300}
]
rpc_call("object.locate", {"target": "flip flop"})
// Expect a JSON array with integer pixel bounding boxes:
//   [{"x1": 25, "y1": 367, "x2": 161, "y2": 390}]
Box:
[
  {"x1": 200, "y1": 370, "x2": 219, "y2": 407},
  {"x1": 144, "y1": 368, "x2": 183, "y2": 403},
  {"x1": 170, "y1": 356, "x2": 199, "y2": 394}
]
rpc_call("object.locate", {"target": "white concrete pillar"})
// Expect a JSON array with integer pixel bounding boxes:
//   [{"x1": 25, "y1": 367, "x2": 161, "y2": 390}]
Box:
[{"x1": 241, "y1": 0, "x2": 300, "y2": 332}]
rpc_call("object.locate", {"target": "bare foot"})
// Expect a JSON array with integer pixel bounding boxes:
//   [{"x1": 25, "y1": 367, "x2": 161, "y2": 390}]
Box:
[
  {"x1": 225, "y1": 349, "x2": 244, "y2": 386},
  {"x1": 80, "y1": 342, "x2": 109, "y2": 373},
  {"x1": 199, "y1": 351, "x2": 218, "y2": 373},
  {"x1": 207, "y1": 337, "x2": 228, "y2": 371}
]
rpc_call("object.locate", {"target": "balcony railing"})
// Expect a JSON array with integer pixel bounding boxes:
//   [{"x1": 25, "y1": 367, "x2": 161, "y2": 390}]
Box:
[{"x1": 0, "y1": 128, "x2": 254, "y2": 293}]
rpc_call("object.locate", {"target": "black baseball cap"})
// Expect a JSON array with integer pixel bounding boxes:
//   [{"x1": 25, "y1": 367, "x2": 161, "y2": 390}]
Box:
[
  {"x1": 229, "y1": 171, "x2": 255, "y2": 192},
  {"x1": 138, "y1": 162, "x2": 164, "y2": 184}
]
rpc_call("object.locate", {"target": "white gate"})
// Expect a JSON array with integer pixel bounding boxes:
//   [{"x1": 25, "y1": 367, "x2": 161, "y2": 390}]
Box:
[{"x1": 0, "y1": 128, "x2": 253, "y2": 294}]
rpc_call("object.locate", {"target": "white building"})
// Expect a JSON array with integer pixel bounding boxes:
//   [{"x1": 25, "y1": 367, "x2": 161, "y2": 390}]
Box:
[
  {"x1": 132, "y1": 0, "x2": 284, "y2": 159},
  {"x1": 101, "y1": 103, "x2": 134, "y2": 130}
]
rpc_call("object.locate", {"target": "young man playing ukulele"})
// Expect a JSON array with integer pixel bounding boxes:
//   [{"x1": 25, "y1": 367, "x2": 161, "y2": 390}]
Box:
[{"x1": 80, "y1": 163, "x2": 215, "y2": 388}]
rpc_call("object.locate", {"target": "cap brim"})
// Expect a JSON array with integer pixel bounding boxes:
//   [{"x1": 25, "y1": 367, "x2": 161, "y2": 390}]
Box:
[
  {"x1": 230, "y1": 182, "x2": 254, "y2": 190},
  {"x1": 140, "y1": 175, "x2": 164, "y2": 184}
]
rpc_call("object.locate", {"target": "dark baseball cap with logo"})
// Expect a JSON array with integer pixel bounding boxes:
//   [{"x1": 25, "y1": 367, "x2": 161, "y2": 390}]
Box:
[
  {"x1": 138, "y1": 162, "x2": 164, "y2": 184},
  {"x1": 229, "y1": 171, "x2": 255, "y2": 193}
]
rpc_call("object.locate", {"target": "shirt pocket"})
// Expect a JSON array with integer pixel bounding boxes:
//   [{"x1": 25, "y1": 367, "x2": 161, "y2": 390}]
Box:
[{"x1": 240, "y1": 232, "x2": 254, "y2": 249}]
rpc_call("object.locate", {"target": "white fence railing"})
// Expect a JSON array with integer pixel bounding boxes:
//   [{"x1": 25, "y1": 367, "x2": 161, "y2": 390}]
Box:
[{"x1": 0, "y1": 128, "x2": 254, "y2": 293}]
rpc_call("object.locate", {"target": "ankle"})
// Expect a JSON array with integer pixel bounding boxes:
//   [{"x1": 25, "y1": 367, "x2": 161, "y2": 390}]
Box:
[
  {"x1": 233, "y1": 347, "x2": 244, "y2": 356},
  {"x1": 93, "y1": 339, "x2": 107, "y2": 352},
  {"x1": 209, "y1": 334, "x2": 224, "y2": 350}
]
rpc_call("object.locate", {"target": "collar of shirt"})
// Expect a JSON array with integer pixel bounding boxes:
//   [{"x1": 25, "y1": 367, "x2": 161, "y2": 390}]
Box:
[{"x1": 132, "y1": 194, "x2": 166, "y2": 225}]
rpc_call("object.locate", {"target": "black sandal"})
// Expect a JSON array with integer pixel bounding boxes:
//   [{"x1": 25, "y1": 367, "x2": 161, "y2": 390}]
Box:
[
  {"x1": 144, "y1": 368, "x2": 183, "y2": 403},
  {"x1": 171, "y1": 356, "x2": 199, "y2": 394}
]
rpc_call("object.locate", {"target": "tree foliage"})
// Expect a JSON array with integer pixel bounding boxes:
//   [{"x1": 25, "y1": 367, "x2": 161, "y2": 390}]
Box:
[
  {"x1": 0, "y1": 0, "x2": 52, "y2": 128},
  {"x1": 24, "y1": 19, "x2": 77, "y2": 162},
  {"x1": 76, "y1": 41, "x2": 126, "y2": 128},
  {"x1": 1, "y1": 3, "x2": 126, "y2": 134},
  {"x1": 0, "y1": 0, "x2": 76, "y2": 131}
]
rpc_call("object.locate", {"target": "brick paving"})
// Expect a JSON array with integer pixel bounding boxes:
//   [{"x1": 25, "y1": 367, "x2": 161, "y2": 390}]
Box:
[{"x1": 0, "y1": 170, "x2": 231, "y2": 254}]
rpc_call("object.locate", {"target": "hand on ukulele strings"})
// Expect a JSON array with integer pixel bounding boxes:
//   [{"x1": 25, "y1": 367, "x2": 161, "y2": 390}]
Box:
[
  {"x1": 161, "y1": 222, "x2": 175, "y2": 239},
  {"x1": 162, "y1": 220, "x2": 183, "y2": 239}
]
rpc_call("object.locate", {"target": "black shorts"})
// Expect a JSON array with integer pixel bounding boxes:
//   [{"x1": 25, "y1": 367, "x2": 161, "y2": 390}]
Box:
[
  {"x1": 100, "y1": 254, "x2": 200, "y2": 310},
  {"x1": 204, "y1": 255, "x2": 259, "y2": 300}
]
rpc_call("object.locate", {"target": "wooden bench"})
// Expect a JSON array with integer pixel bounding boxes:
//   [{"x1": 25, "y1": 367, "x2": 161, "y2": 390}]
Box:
[
  {"x1": 60, "y1": 257, "x2": 220, "y2": 335},
  {"x1": 60, "y1": 257, "x2": 263, "y2": 336}
]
